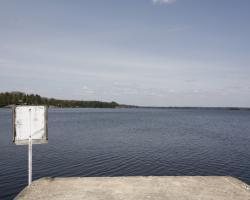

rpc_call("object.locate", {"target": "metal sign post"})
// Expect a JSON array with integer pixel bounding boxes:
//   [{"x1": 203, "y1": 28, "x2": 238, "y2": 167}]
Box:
[
  {"x1": 28, "y1": 136, "x2": 32, "y2": 185},
  {"x1": 13, "y1": 106, "x2": 48, "y2": 186},
  {"x1": 28, "y1": 108, "x2": 32, "y2": 186}
]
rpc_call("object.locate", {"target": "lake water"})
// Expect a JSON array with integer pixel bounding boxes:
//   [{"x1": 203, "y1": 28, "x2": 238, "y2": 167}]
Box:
[{"x1": 0, "y1": 108, "x2": 250, "y2": 199}]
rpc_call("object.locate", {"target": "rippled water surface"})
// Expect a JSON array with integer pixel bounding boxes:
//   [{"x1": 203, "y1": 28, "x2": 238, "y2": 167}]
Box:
[{"x1": 0, "y1": 108, "x2": 250, "y2": 199}]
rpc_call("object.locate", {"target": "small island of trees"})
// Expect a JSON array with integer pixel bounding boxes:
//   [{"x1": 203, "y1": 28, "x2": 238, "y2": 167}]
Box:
[{"x1": 0, "y1": 92, "x2": 119, "y2": 108}]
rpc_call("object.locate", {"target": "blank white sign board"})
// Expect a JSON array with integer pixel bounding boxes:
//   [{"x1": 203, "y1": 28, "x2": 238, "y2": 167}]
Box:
[{"x1": 13, "y1": 106, "x2": 48, "y2": 145}]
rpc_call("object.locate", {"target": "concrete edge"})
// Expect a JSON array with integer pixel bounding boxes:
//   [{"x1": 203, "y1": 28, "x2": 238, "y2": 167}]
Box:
[
  {"x1": 14, "y1": 178, "x2": 53, "y2": 200},
  {"x1": 223, "y1": 176, "x2": 250, "y2": 191},
  {"x1": 14, "y1": 176, "x2": 250, "y2": 200}
]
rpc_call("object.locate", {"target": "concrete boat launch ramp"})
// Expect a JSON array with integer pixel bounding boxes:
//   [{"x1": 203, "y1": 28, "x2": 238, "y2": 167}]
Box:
[{"x1": 15, "y1": 176, "x2": 250, "y2": 200}]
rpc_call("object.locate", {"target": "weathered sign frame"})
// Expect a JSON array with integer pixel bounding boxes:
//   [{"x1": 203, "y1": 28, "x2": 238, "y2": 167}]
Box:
[{"x1": 12, "y1": 105, "x2": 48, "y2": 145}]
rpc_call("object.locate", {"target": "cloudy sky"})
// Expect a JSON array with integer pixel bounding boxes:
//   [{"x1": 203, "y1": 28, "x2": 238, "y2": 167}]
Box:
[{"x1": 0, "y1": 0, "x2": 250, "y2": 107}]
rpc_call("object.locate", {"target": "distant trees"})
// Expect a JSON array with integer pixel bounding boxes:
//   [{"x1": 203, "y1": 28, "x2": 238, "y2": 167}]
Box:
[{"x1": 0, "y1": 92, "x2": 119, "y2": 108}]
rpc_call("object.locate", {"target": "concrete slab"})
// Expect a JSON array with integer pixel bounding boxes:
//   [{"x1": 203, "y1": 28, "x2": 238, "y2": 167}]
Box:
[{"x1": 15, "y1": 176, "x2": 250, "y2": 200}]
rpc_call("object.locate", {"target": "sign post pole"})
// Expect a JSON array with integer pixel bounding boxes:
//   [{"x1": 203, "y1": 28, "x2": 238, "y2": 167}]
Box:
[
  {"x1": 28, "y1": 108, "x2": 32, "y2": 186},
  {"x1": 28, "y1": 136, "x2": 32, "y2": 186}
]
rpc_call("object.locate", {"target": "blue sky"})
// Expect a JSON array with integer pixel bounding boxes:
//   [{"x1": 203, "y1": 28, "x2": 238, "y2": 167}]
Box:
[{"x1": 0, "y1": 0, "x2": 250, "y2": 107}]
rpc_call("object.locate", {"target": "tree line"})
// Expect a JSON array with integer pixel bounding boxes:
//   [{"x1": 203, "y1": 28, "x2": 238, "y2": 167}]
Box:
[{"x1": 0, "y1": 92, "x2": 119, "y2": 108}]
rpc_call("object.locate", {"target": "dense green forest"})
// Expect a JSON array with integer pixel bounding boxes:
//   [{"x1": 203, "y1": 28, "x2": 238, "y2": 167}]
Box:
[{"x1": 0, "y1": 92, "x2": 119, "y2": 108}]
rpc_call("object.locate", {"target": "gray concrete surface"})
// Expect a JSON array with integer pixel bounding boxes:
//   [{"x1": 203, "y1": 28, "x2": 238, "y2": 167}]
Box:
[{"x1": 15, "y1": 176, "x2": 250, "y2": 200}]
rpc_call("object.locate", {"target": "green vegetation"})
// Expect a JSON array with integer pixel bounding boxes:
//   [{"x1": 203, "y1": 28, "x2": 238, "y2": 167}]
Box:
[{"x1": 0, "y1": 92, "x2": 119, "y2": 108}]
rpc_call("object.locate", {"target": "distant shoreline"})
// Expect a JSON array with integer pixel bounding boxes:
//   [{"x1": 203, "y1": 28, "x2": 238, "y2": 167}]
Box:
[
  {"x1": 1, "y1": 92, "x2": 249, "y2": 110},
  {"x1": 0, "y1": 91, "x2": 119, "y2": 108},
  {"x1": 1, "y1": 105, "x2": 250, "y2": 111},
  {"x1": 136, "y1": 106, "x2": 250, "y2": 111}
]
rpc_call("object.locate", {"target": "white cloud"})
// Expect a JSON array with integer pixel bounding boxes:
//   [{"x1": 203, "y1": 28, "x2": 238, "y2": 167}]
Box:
[
  {"x1": 152, "y1": 0, "x2": 176, "y2": 4},
  {"x1": 82, "y1": 85, "x2": 95, "y2": 94}
]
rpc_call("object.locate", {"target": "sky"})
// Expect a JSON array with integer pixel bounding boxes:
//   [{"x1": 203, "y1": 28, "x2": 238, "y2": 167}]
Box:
[{"x1": 0, "y1": 0, "x2": 250, "y2": 107}]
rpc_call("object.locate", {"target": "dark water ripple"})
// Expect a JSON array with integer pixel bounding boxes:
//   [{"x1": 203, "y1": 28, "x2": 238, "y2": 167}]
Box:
[{"x1": 0, "y1": 108, "x2": 250, "y2": 199}]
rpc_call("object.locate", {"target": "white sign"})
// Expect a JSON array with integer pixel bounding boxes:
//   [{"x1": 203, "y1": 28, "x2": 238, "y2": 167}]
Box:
[{"x1": 13, "y1": 106, "x2": 48, "y2": 145}]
